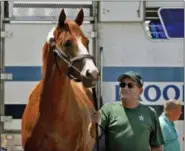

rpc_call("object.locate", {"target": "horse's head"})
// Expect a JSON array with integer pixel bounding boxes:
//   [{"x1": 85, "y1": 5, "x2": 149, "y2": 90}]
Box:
[{"x1": 46, "y1": 9, "x2": 99, "y2": 88}]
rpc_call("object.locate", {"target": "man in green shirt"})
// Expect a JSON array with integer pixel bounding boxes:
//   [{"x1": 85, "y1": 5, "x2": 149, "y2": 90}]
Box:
[{"x1": 90, "y1": 71, "x2": 164, "y2": 151}]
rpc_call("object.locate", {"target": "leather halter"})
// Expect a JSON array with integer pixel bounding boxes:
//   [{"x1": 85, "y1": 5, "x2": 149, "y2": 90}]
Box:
[{"x1": 49, "y1": 38, "x2": 95, "y2": 82}]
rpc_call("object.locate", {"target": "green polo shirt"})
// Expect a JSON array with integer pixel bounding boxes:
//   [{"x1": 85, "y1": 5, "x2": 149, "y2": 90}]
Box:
[
  {"x1": 159, "y1": 113, "x2": 180, "y2": 151},
  {"x1": 99, "y1": 102, "x2": 164, "y2": 151}
]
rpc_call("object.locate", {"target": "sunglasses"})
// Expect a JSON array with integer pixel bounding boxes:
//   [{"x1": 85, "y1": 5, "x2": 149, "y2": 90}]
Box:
[{"x1": 119, "y1": 82, "x2": 136, "y2": 89}]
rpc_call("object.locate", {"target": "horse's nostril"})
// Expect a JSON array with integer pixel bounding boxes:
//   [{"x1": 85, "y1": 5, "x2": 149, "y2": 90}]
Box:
[{"x1": 85, "y1": 69, "x2": 99, "y2": 79}]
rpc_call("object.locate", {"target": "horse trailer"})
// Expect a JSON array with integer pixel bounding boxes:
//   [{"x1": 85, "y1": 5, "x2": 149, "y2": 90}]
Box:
[{"x1": 0, "y1": 1, "x2": 184, "y2": 150}]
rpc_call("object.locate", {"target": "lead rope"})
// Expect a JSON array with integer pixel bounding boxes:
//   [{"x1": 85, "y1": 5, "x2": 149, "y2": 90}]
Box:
[{"x1": 92, "y1": 87, "x2": 99, "y2": 151}]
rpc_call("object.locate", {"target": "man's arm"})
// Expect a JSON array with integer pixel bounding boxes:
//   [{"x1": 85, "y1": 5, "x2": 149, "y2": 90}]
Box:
[
  {"x1": 151, "y1": 146, "x2": 163, "y2": 151},
  {"x1": 149, "y1": 109, "x2": 164, "y2": 150},
  {"x1": 90, "y1": 104, "x2": 110, "y2": 139}
]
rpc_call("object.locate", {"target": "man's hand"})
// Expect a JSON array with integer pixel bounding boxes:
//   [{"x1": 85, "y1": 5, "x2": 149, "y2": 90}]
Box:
[
  {"x1": 91, "y1": 110, "x2": 101, "y2": 124},
  {"x1": 89, "y1": 110, "x2": 101, "y2": 139}
]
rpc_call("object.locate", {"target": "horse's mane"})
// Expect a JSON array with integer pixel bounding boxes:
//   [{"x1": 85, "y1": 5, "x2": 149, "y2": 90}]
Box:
[
  {"x1": 41, "y1": 42, "x2": 52, "y2": 77},
  {"x1": 41, "y1": 26, "x2": 60, "y2": 77}
]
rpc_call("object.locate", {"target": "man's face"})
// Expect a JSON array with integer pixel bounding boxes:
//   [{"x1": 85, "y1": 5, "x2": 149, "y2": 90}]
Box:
[
  {"x1": 171, "y1": 106, "x2": 182, "y2": 121},
  {"x1": 119, "y1": 77, "x2": 143, "y2": 101}
]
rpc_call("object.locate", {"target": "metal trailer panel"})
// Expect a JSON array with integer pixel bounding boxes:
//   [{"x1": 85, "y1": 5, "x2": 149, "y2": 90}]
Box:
[
  {"x1": 146, "y1": 1, "x2": 184, "y2": 8},
  {"x1": 5, "y1": 82, "x2": 38, "y2": 105},
  {"x1": 99, "y1": 23, "x2": 183, "y2": 67},
  {"x1": 99, "y1": 1, "x2": 144, "y2": 22}
]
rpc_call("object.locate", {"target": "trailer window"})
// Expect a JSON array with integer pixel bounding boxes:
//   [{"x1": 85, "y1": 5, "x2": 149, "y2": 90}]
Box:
[
  {"x1": 148, "y1": 21, "x2": 167, "y2": 39},
  {"x1": 158, "y1": 8, "x2": 184, "y2": 38},
  {"x1": 144, "y1": 7, "x2": 167, "y2": 40}
]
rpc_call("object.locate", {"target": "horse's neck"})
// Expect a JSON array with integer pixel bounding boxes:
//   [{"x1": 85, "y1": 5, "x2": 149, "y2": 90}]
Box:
[
  {"x1": 39, "y1": 68, "x2": 68, "y2": 119},
  {"x1": 39, "y1": 61, "x2": 94, "y2": 124},
  {"x1": 39, "y1": 74, "x2": 94, "y2": 119}
]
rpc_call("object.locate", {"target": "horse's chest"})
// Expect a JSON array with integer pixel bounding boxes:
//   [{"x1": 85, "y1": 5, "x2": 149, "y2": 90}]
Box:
[
  {"x1": 60, "y1": 97, "x2": 92, "y2": 123},
  {"x1": 64, "y1": 107, "x2": 91, "y2": 125}
]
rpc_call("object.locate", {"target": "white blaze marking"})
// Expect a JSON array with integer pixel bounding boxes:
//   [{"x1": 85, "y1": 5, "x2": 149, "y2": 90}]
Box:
[{"x1": 76, "y1": 37, "x2": 99, "y2": 78}]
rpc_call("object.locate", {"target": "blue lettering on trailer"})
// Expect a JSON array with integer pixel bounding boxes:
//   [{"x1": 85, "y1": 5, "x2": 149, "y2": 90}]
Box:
[{"x1": 115, "y1": 84, "x2": 184, "y2": 102}]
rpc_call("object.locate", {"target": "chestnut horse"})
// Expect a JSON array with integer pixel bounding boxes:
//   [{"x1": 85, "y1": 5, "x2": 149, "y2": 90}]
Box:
[{"x1": 21, "y1": 9, "x2": 99, "y2": 151}]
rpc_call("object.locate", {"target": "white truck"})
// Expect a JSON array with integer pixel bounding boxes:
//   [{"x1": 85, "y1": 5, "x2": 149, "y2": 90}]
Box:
[{"x1": 0, "y1": 1, "x2": 184, "y2": 150}]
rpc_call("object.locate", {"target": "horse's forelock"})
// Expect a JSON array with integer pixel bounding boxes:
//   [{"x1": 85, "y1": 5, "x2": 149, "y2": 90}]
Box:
[
  {"x1": 46, "y1": 27, "x2": 55, "y2": 43},
  {"x1": 67, "y1": 20, "x2": 83, "y2": 36}
]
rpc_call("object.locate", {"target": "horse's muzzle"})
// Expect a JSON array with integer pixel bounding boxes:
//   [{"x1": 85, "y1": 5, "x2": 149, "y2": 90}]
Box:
[
  {"x1": 85, "y1": 69, "x2": 99, "y2": 81},
  {"x1": 81, "y1": 70, "x2": 99, "y2": 88},
  {"x1": 82, "y1": 78, "x2": 97, "y2": 88}
]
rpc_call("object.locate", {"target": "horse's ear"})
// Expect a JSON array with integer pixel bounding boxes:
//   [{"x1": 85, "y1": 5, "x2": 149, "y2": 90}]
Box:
[
  {"x1": 75, "y1": 9, "x2": 84, "y2": 26},
  {"x1": 58, "y1": 9, "x2": 66, "y2": 27}
]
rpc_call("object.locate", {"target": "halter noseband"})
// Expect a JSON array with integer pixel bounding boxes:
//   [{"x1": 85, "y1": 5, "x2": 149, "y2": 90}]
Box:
[{"x1": 49, "y1": 38, "x2": 95, "y2": 82}]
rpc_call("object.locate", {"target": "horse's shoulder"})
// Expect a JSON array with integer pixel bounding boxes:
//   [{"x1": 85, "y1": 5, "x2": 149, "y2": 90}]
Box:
[{"x1": 22, "y1": 82, "x2": 42, "y2": 144}]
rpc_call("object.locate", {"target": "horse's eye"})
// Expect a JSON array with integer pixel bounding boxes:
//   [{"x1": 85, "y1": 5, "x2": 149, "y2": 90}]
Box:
[{"x1": 64, "y1": 40, "x2": 72, "y2": 47}]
